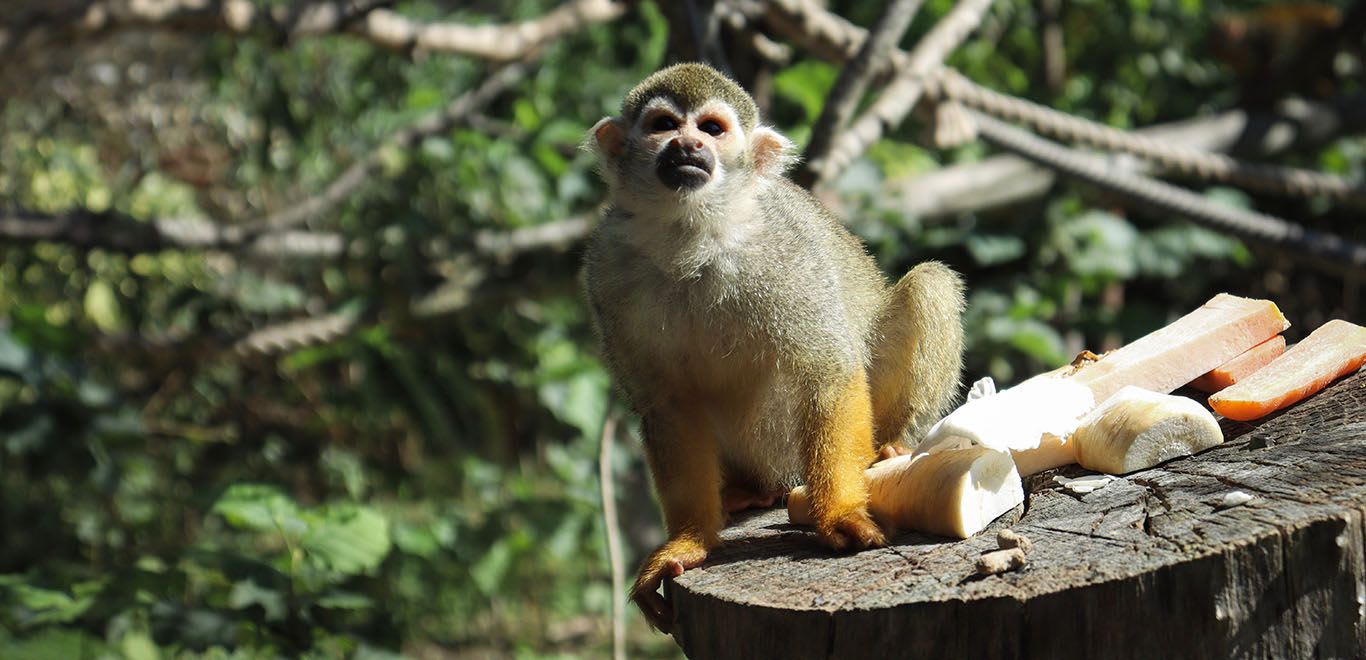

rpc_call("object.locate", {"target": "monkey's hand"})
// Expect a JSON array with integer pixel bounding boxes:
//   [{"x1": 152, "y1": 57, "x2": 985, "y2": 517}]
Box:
[
  {"x1": 630, "y1": 536, "x2": 709, "y2": 633},
  {"x1": 815, "y1": 506, "x2": 887, "y2": 552}
]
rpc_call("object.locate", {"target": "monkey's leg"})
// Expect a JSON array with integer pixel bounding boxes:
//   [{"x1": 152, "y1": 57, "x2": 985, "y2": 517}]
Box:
[
  {"x1": 869, "y1": 261, "x2": 966, "y2": 450},
  {"x1": 801, "y1": 371, "x2": 886, "y2": 551},
  {"x1": 630, "y1": 411, "x2": 723, "y2": 633}
]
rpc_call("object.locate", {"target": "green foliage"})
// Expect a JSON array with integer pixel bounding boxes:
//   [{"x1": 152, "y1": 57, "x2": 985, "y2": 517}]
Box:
[{"x1": 1, "y1": 0, "x2": 1360, "y2": 657}]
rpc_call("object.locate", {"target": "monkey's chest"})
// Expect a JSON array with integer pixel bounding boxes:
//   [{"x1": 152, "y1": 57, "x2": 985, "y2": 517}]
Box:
[
  {"x1": 614, "y1": 278, "x2": 806, "y2": 486},
  {"x1": 630, "y1": 298, "x2": 773, "y2": 391}
]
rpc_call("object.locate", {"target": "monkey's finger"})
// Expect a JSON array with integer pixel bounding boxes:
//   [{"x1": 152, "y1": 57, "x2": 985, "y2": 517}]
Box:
[
  {"x1": 837, "y1": 517, "x2": 887, "y2": 549},
  {"x1": 877, "y1": 443, "x2": 912, "y2": 462},
  {"x1": 819, "y1": 511, "x2": 887, "y2": 551}
]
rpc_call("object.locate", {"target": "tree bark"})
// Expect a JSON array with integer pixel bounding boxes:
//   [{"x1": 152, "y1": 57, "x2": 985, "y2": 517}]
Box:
[{"x1": 668, "y1": 371, "x2": 1366, "y2": 659}]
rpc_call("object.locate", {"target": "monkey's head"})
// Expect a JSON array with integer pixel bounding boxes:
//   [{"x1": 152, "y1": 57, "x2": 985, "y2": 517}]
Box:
[{"x1": 589, "y1": 63, "x2": 795, "y2": 213}]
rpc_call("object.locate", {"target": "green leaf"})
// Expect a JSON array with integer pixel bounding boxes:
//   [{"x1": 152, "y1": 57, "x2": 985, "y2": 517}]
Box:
[
  {"x1": 5, "y1": 582, "x2": 98, "y2": 626},
  {"x1": 0, "y1": 330, "x2": 29, "y2": 374},
  {"x1": 300, "y1": 505, "x2": 391, "y2": 575},
  {"x1": 773, "y1": 61, "x2": 839, "y2": 123},
  {"x1": 4, "y1": 416, "x2": 54, "y2": 454},
  {"x1": 0, "y1": 628, "x2": 108, "y2": 659},
  {"x1": 404, "y1": 86, "x2": 442, "y2": 111},
  {"x1": 1006, "y1": 319, "x2": 1067, "y2": 365},
  {"x1": 512, "y1": 98, "x2": 541, "y2": 131},
  {"x1": 1053, "y1": 210, "x2": 1138, "y2": 280},
  {"x1": 391, "y1": 518, "x2": 455, "y2": 558},
  {"x1": 965, "y1": 234, "x2": 1027, "y2": 266},
  {"x1": 470, "y1": 537, "x2": 514, "y2": 596},
  {"x1": 984, "y1": 317, "x2": 1067, "y2": 366},
  {"x1": 84, "y1": 280, "x2": 126, "y2": 333},
  {"x1": 213, "y1": 484, "x2": 305, "y2": 536},
  {"x1": 119, "y1": 630, "x2": 161, "y2": 660},
  {"x1": 228, "y1": 580, "x2": 286, "y2": 622},
  {"x1": 314, "y1": 591, "x2": 374, "y2": 610}
]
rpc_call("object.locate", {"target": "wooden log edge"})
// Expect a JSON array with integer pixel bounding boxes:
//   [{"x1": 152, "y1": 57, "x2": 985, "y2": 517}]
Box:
[{"x1": 668, "y1": 371, "x2": 1366, "y2": 659}]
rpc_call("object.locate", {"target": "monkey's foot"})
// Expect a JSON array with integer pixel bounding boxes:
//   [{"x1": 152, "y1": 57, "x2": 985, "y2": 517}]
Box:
[
  {"x1": 816, "y1": 508, "x2": 887, "y2": 552},
  {"x1": 721, "y1": 484, "x2": 784, "y2": 514},
  {"x1": 631, "y1": 537, "x2": 709, "y2": 633}
]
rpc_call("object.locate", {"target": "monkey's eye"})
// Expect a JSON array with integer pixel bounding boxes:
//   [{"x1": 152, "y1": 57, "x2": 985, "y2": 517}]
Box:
[
  {"x1": 698, "y1": 119, "x2": 725, "y2": 136},
  {"x1": 650, "y1": 116, "x2": 679, "y2": 132}
]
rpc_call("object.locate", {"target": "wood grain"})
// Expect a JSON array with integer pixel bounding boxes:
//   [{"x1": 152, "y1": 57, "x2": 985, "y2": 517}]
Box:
[{"x1": 668, "y1": 371, "x2": 1366, "y2": 659}]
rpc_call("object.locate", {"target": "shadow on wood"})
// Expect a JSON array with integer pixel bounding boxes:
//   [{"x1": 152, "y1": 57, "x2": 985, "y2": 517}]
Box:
[{"x1": 668, "y1": 371, "x2": 1366, "y2": 659}]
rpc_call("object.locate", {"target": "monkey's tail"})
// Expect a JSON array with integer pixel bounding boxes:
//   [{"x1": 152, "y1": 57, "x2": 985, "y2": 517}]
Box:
[{"x1": 867, "y1": 261, "x2": 966, "y2": 449}]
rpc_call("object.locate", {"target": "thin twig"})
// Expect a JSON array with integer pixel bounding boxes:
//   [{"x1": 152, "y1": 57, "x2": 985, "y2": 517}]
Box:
[
  {"x1": 473, "y1": 216, "x2": 594, "y2": 261},
  {"x1": 232, "y1": 309, "x2": 360, "y2": 356},
  {"x1": 242, "y1": 63, "x2": 528, "y2": 235},
  {"x1": 598, "y1": 411, "x2": 626, "y2": 660}
]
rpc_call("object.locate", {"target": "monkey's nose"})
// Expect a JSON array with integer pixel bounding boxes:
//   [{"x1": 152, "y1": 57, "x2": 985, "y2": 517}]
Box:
[{"x1": 672, "y1": 137, "x2": 705, "y2": 152}]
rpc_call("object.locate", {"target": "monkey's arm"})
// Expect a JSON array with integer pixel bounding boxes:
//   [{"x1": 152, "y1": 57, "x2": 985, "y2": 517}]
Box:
[
  {"x1": 798, "y1": 369, "x2": 887, "y2": 551},
  {"x1": 630, "y1": 409, "x2": 723, "y2": 633}
]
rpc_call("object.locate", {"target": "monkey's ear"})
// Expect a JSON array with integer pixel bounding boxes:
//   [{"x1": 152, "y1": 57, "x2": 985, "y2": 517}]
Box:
[
  {"x1": 589, "y1": 117, "x2": 627, "y2": 159},
  {"x1": 751, "y1": 126, "x2": 797, "y2": 177}
]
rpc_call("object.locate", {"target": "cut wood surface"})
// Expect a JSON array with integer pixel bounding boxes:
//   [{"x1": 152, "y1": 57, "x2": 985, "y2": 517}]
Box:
[{"x1": 668, "y1": 371, "x2": 1366, "y2": 660}]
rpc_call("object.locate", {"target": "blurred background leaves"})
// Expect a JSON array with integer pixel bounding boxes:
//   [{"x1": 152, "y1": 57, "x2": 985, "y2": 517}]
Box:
[{"x1": 1, "y1": 0, "x2": 1362, "y2": 657}]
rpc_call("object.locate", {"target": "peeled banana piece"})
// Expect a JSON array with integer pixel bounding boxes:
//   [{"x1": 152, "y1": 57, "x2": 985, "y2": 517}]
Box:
[
  {"x1": 788, "y1": 447, "x2": 1023, "y2": 539},
  {"x1": 1072, "y1": 386, "x2": 1224, "y2": 474},
  {"x1": 917, "y1": 376, "x2": 1095, "y2": 476}
]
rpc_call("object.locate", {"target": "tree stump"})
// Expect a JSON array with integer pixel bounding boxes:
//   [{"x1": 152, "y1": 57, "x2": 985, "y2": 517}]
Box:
[{"x1": 669, "y1": 371, "x2": 1366, "y2": 659}]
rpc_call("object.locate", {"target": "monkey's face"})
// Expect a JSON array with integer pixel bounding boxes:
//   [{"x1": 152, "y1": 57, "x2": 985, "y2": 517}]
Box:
[
  {"x1": 599, "y1": 97, "x2": 750, "y2": 205},
  {"x1": 636, "y1": 98, "x2": 742, "y2": 193},
  {"x1": 589, "y1": 77, "x2": 794, "y2": 218}
]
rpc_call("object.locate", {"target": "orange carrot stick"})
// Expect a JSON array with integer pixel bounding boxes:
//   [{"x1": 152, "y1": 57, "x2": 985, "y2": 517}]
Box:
[
  {"x1": 1209, "y1": 320, "x2": 1366, "y2": 421},
  {"x1": 1188, "y1": 335, "x2": 1286, "y2": 393},
  {"x1": 1070, "y1": 293, "x2": 1289, "y2": 403}
]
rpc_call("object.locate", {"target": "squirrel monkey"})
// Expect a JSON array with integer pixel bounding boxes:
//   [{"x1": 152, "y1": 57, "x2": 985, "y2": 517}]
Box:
[{"x1": 584, "y1": 63, "x2": 965, "y2": 632}]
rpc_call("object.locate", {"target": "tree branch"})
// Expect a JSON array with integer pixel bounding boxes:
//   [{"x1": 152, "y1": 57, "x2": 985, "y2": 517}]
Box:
[
  {"x1": 472, "y1": 216, "x2": 594, "y2": 262},
  {"x1": 241, "y1": 62, "x2": 527, "y2": 234},
  {"x1": 763, "y1": 0, "x2": 994, "y2": 187},
  {"x1": 888, "y1": 94, "x2": 1366, "y2": 219},
  {"x1": 813, "y1": 0, "x2": 995, "y2": 187},
  {"x1": 757, "y1": 0, "x2": 1366, "y2": 215},
  {"x1": 929, "y1": 69, "x2": 1366, "y2": 206},
  {"x1": 0, "y1": 209, "x2": 344, "y2": 257},
  {"x1": 794, "y1": 0, "x2": 924, "y2": 189},
  {"x1": 970, "y1": 110, "x2": 1366, "y2": 271},
  {"x1": 10, "y1": 0, "x2": 626, "y2": 61}
]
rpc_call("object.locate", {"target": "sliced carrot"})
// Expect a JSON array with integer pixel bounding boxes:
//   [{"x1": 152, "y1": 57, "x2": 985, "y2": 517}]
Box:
[
  {"x1": 1070, "y1": 293, "x2": 1289, "y2": 403},
  {"x1": 1209, "y1": 319, "x2": 1366, "y2": 421},
  {"x1": 1188, "y1": 334, "x2": 1286, "y2": 393}
]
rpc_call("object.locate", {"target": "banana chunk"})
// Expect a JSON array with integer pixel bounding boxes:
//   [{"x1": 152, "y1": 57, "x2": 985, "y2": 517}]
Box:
[
  {"x1": 1073, "y1": 386, "x2": 1224, "y2": 474},
  {"x1": 789, "y1": 447, "x2": 1023, "y2": 539}
]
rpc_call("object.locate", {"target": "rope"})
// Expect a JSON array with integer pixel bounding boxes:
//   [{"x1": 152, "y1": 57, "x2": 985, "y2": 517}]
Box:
[
  {"x1": 931, "y1": 69, "x2": 1366, "y2": 207},
  {"x1": 969, "y1": 110, "x2": 1366, "y2": 269}
]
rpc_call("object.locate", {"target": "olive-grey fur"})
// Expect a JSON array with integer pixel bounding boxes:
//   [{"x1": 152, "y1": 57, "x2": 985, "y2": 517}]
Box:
[
  {"x1": 586, "y1": 177, "x2": 886, "y2": 486},
  {"x1": 621, "y1": 63, "x2": 758, "y2": 133},
  {"x1": 584, "y1": 62, "x2": 965, "y2": 489}
]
